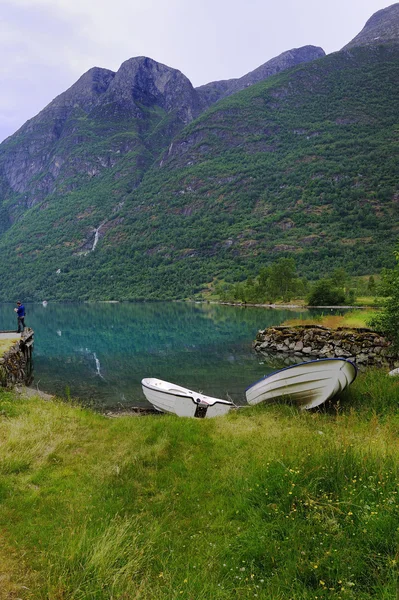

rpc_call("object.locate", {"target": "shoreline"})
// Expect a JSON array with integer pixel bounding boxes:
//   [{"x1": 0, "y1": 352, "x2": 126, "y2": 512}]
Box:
[
  {"x1": 15, "y1": 385, "x2": 160, "y2": 417},
  {"x1": 0, "y1": 299, "x2": 382, "y2": 310},
  {"x1": 211, "y1": 301, "x2": 378, "y2": 309}
]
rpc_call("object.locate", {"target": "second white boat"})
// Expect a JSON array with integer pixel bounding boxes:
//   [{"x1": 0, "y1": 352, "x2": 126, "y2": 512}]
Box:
[
  {"x1": 141, "y1": 378, "x2": 235, "y2": 418},
  {"x1": 245, "y1": 358, "x2": 357, "y2": 410}
]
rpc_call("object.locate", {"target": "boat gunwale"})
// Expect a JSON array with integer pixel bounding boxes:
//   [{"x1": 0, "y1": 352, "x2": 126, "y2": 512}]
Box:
[
  {"x1": 245, "y1": 358, "x2": 358, "y2": 392},
  {"x1": 141, "y1": 379, "x2": 234, "y2": 407}
]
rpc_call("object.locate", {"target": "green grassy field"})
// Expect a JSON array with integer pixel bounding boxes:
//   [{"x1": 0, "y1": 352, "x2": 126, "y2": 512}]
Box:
[
  {"x1": 1, "y1": 369, "x2": 399, "y2": 599},
  {"x1": 0, "y1": 335, "x2": 19, "y2": 356},
  {"x1": 282, "y1": 310, "x2": 380, "y2": 330},
  {"x1": 354, "y1": 297, "x2": 382, "y2": 308}
]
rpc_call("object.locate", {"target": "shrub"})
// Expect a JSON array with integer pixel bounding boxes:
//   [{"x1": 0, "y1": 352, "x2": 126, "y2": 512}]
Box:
[
  {"x1": 307, "y1": 279, "x2": 346, "y2": 306},
  {"x1": 369, "y1": 245, "x2": 399, "y2": 347}
]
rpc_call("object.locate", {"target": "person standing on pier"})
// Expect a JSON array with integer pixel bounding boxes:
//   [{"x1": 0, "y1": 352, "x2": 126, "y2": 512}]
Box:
[{"x1": 14, "y1": 300, "x2": 25, "y2": 333}]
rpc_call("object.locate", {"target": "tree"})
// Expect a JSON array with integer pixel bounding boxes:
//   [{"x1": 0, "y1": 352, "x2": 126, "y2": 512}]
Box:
[
  {"x1": 266, "y1": 258, "x2": 298, "y2": 302},
  {"x1": 369, "y1": 245, "x2": 399, "y2": 348},
  {"x1": 330, "y1": 268, "x2": 349, "y2": 290},
  {"x1": 367, "y1": 275, "x2": 376, "y2": 295},
  {"x1": 307, "y1": 279, "x2": 346, "y2": 306}
]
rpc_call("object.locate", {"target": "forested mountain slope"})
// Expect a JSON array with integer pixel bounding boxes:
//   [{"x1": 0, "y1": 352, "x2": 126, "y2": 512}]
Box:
[{"x1": 0, "y1": 42, "x2": 397, "y2": 301}]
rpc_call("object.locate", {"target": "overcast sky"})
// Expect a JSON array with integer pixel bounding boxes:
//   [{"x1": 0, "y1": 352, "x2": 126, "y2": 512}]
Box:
[{"x1": 0, "y1": 0, "x2": 395, "y2": 141}]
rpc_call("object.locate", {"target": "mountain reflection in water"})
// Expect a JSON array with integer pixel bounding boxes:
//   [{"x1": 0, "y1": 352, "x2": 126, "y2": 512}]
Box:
[{"x1": 0, "y1": 302, "x2": 322, "y2": 410}]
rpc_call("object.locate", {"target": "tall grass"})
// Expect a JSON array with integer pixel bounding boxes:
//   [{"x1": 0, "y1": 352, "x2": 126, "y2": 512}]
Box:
[
  {"x1": 0, "y1": 371, "x2": 398, "y2": 598},
  {"x1": 282, "y1": 310, "x2": 380, "y2": 329},
  {"x1": 0, "y1": 335, "x2": 20, "y2": 356}
]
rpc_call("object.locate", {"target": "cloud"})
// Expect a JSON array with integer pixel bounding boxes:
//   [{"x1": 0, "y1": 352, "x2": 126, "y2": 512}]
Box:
[{"x1": 0, "y1": 1, "x2": 92, "y2": 140}]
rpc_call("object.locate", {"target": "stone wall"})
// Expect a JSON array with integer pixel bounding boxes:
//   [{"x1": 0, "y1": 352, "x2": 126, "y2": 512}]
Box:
[
  {"x1": 0, "y1": 329, "x2": 34, "y2": 387},
  {"x1": 253, "y1": 325, "x2": 399, "y2": 368}
]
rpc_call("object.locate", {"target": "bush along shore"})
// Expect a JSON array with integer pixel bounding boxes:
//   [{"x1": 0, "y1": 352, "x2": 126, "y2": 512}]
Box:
[
  {"x1": 253, "y1": 325, "x2": 399, "y2": 369},
  {"x1": 1, "y1": 369, "x2": 399, "y2": 599}
]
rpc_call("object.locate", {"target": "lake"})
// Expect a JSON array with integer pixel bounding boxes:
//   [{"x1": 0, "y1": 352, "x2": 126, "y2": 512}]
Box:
[{"x1": 0, "y1": 302, "x2": 323, "y2": 409}]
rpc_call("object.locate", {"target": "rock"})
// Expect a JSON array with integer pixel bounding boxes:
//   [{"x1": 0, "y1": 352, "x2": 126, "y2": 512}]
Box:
[
  {"x1": 342, "y1": 4, "x2": 399, "y2": 50},
  {"x1": 356, "y1": 353, "x2": 369, "y2": 363},
  {"x1": 253, "y1": 325, "x2": 398, "y2": 368},
  {"x1": 319, "y1": 345, "x2": 333, "y2": 356},
  {"x1": 335, "y1": 349, "x2": 352, "y2": 358},
  {"x1": 388, "y1": 368, "x2": 399, "y2": 377}
]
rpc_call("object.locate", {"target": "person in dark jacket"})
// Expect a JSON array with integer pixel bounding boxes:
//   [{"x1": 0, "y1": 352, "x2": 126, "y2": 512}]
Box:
[{"x1": 14, "y1": 301, "x2": 25, "y2": 333}]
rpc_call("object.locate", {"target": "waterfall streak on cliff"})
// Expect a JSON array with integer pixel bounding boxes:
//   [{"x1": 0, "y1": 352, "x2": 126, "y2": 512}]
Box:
[{"x1": 92, "y1": 226, "x2": 101, "y2": 251}]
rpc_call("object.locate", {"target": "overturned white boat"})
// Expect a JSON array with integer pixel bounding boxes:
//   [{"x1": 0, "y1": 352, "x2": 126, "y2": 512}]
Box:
[
  {"x1": 245, "y1": 358, "x2": 357, "y2": 410},
  {"x1": 141, "y1": 378, "x2": 235, "y2": 418}
]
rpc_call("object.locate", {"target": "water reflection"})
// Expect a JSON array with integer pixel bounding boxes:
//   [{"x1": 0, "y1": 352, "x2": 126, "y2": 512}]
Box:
[{"x1": 0, "y1": 302, "x2": 323, "y2": 409}]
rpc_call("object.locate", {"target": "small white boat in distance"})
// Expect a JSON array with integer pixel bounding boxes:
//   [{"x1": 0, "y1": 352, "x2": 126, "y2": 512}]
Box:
[
  {"x1": 246, "y1": 358, "x2": 357, "y2": 410},
  {"x1": 141, "y1": 378, "x2": 235, "y2": 418}
]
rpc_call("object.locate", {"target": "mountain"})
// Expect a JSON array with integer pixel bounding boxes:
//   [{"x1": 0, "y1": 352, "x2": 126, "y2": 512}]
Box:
[
  {"x1": 343, "y1": 2, "x2": 399, "y2": 49},
  {"x1": 0, "y1": 7, "x2": 398, "y2": 301},
  {"x1": 196, "y1": 46, "x2": 325, "y2": 106},
  {"x1": 0, "y1": 57, "x2": 203, "y2": 221},
  {"x1": 0, "y1": 47, "x2": 326, "y2": 235}
]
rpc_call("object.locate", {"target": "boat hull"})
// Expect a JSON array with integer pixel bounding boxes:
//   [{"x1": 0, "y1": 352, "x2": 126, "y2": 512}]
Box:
[
  {"x1": 245, "y1": 358, "x2": 357, "y2": 410},
  {"x1": 141, "y1": 378, "x2": 234, "y2": 418}
]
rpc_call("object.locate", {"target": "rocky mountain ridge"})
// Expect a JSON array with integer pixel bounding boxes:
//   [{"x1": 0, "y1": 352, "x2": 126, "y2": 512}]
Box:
[
  {"x1": 343, "y1": 2, "x2": 399, "y2": 49},
  {"x1": 0, "y1": 57, "x2": 204, "y2": 214},
  {"x1": 0, "y1": 48, "x2": 329, "y2": 221},
  {"x1": 196, "y1": 46, "x2": 325, "y2": 106}
]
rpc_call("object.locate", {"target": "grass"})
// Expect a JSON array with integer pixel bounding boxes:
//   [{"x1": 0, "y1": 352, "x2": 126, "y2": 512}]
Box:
[
  {"x1": 0, "y1": 336, "x2": 20, "y2": 356},
  {"x1": 0, "y1": 370, "x2": 399, "y2": 599},
  {"x1": 354, "y1": 297, "x2": 382, "y2": 308},
  {"x1": 282, "y1": 310, "x2": 380, "y2": 330}
]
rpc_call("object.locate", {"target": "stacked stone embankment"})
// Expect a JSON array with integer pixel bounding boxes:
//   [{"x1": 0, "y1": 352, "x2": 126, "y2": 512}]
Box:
[
  {"x1": 0, "y1": 329, "x2": 34, "y2": 387},
  {"x1": 254, "y1": 325, "x2": 398, "y2": 368}
]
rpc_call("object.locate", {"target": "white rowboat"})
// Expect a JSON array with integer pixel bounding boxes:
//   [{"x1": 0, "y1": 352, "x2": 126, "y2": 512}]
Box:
[
  {"x1": 245, "y1": 358, "x2": 357, "y2": 410},
  {"x1": 141, "y1": 378, "x2": 235, "y2": 418}
]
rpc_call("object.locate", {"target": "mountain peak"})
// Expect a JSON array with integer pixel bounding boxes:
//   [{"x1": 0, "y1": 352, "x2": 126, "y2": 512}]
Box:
[
  {"x1": 342, "y1": 3, "x2": 399, "y2": 49},
  {"x1": 196, "y1": 45, "x2": 325, "y2": 106},
  {"x1": 103, "y1": 56, "x2": 201, "y2": 123}
]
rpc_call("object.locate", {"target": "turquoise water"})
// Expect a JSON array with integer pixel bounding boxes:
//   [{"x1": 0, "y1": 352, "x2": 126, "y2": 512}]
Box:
[{"x1": 0, "y1": 302, "x2": 317, "y2": 409}]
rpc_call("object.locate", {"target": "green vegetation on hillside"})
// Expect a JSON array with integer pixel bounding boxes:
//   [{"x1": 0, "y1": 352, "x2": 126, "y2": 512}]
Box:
[
  {"x1": 370, "y1": 243, "x2": 399, "y2": 347},
  {"x1": 0, "y1": 46, "x2": 398, "y2": 300},
  {"x1": 1, "y1": 371, "x2": 399, "y2": 599}
]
